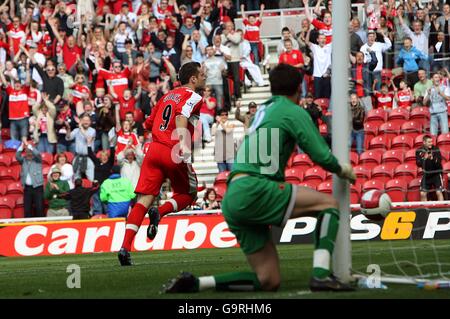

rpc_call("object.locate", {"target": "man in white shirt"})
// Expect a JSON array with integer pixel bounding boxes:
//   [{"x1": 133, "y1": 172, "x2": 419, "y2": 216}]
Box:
[
  {"x1": 24, "y1": 43, "x2": 45, "y2": 87},
  {"x1": 114, "y1": 2, "x2": 138, "y2": 39},
  {"x1": 237, "y1": 30, "x2": 265, "y2": 88},
  {"x1": 360, "y1": 30, "x2": 392, "y2": 91},
  {"x1": 204, "y1": 46, "x2": 227, "y2": 111},
  {"x1": 308, "y1": 34, "x2": 332, "y2": 99}
]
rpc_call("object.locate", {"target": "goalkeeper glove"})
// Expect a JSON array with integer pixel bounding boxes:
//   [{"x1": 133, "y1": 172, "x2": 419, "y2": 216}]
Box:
[{"x1": 337, "y1": 163, "x2": 356, "y2": 184}]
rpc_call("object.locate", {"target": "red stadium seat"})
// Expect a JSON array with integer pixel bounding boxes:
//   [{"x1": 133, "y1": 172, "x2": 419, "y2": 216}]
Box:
[
  {"x1": 400, "y1": 120, "x2": 422, "y2": 139},
  {"x1": 263, "y1": 12, "x2": 279, "y2": 16},
  {"x1": 409, "y1": 107, "x2": 430, "y2": 126},
  {"x1": 0, "y1": 183, "x2": 6, "y2": 195},
  {"x1": 350, "y1": 184, "x2": 361, "y2": 204},
  {"x1": 437, "y1": 133, "x2": 450, "y2": 148},
  {"x1": 404, "y1": 149, "x2": 418, "y2": 165},
  {"x1": 390, "y1": 135, "x2": 414, "y2": 150},
  {"x1": 382, "y1": 149, "x2": 404, "y2": 165},
  {"x1": 379, "y1": 121, "x2": 401, "y2": 142},
  {"x1": 297, "y1": 182, "x2": 317, "y2": 190},
  {"x1": 1, "y1": 128, "x2": 10, "y2": 140},
  {"x1": 319, "y1": 124, "x2": 328, "y2": 136},
  {"x1": 303, "y1": 167, "x2": 327, "y2": 187},
  {"x1": 442, "y1": 161, "x2": 450, "y2": 174},
  {"x1": 369, "y1": 135, "x2": 391, "y2": 150},
  {"x1": 359, "y1": 150, "x2": 383, "y2": 169},
  {"x1": 284, "y1": 9, "x2": 303, "y2": 15},
  {"x1": 353, "y1": 165, "x2": 372, "y2": 183},
  {"x1": 63, "y1": 152, "x2": 75, "y2": 164},
  {"x1": 441, "y1": 149, "x2": 450, "y2": 163},
  {"x1": 371, "y1": 164, "x2": 395, "y2": 183},
  {"x1": 215, "y1": 171, "x2": 230, "y2": 184},
  {"x1": 285, "y1": 168, "x2": 304, "y2": 185},
  {"x1": 364, "y1": 122, "x2": 379, "y2": 150},
  {"x1": 414, "y1": 134, "x2": 436, "y2": 148},
  {"x1": 12, "y1": 196, "x2": 24, "y2": 218},
  {"x1": 41, "y1": 153, "x2": 54, "y2": 166},
  {"x1": 366, "y1": 109, "x2": 387, "y2": 126},
  {"x1": 350, "y1": 151, "x2": 359, "y2": 165},
  {"x1": 213, "y1": 184, "x2": 227, "y2": 200},
  {"x1": 407, "y1": 178, "x2": 421, "y2": 202},
  {"x1": 362, "y1": 180, "x2": 385, "y2": 192},
  {"x1": 0, "y1": 154, "x2": 12, "y2": 167},
  {"x1": 394, "y1": 164, "x2": 417, "y2": 183},
  {"x1": 314, "y1": 98, "x2": 330, "y2": 112},
  {"x1": 0, "y1": 196, "x2": 14, "y2": 219},
  {"x1": 317, "y1": 181, "x2": 332, "y2": 194},
  {"x1": 387, "y1": 107, "x2": 409, "y2": 125},
  {"x1": 292, "y1": 153, "x2": 313, "y2": 170},
  {"x1": 0, "y1": 166, "x2": 20, "y2": 182},
  {"x1": 385, "y1": 179, "x2": 408, "y2": 202},
  {"x1": 81, "y1": 179, "x2": 92, "y2": 188}
]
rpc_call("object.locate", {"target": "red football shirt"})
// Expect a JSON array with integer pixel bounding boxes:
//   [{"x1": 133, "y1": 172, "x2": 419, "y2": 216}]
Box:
[
  {"x1": 243, "y1": 19, "x2": 262, "y2": 43},
  {"x1": 71, "y1": 84, "x2": 91, "y2": 105},
  {"x1": 312, "y1": 19, "x2": 333, "y2": 44},
  {"x1": 278, "y1": 50, "x2": 304, "y2": 67},
  {"x1": 144, "y1": 87, "x2": 203, "y2": 149},
  {"x1": 397, "y1": 90, "x2": 413, "y2": 109},
  {"x1": 116, "y1": 130, "x2": 139, "y2": 154},
  {"x1": 7, "y1": 23, "x2": 27, "y2": 55},
  {"x1": 99, "y1": 67, "x2": 131, "y2": 99},
  {"x1": 63, "y1": 43, "x2": 82, "y2": 70},
  {"x1": 200, "y1": 97, "x2": 217, "y2": 117},
  {"x1": 7, "y1": 86, "x2": 30, "y2": 120},
  {"x1": 375, "y1": 92, "x2": 394, "y2": 109},
  {"x1": 118, "y1": 96, "x2": 137, "y2": 121}
]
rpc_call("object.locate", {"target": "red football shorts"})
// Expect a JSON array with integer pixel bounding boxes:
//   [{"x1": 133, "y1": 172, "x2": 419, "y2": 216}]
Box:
[{"x1": 135, "y1": 142, "x2": 198, "y2": 196}]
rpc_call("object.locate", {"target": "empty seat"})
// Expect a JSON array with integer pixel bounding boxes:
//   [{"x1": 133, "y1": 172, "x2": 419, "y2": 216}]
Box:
[
  {"x1": 385, "y1": 179, "x2": 408, "y2": 202},
  {"x1": 214, "y1": 183, "x2": 227, "y2": 200},
  {"x1": 353, "y1": 165, "x2": 372, "y2": 182},
  {"x1": 442, "y1": 161, "x2": 450, "y2": 174},
  {"x1": 369, "y1": 135, "x2": 391, "y2": 150},
  {"x1": 382, "y1": 149, "x2": 404, "y2": 165},
  {"x1": 400, "y1": 120, "x2": 422, "y2": 139},
  {"x1": 437, "y1": 133, "x2": 450, "y2": 150},
  {"x1": 41, "y1": 153, "x2": 54, "y2": 166},
  {"x1": 317, "y1": 181, "x2": 332, "y2": 194},
  {"x1": 371, "y1": 164, "x2": 396, "y2": 183},
  {"x1": 394, "y1": 163, "x2": 417, "y2": 183},
  {"x1": 359, "y1": 150, "x2": 383, "y2": 169},
  {"x1": 387, "y1": 107, "x2": 409, "y2": 123},
  {"x1": 0, "y1": 154, "x2": 12, "y2": 167},
  {"x1": 0, "y1": 183, "x2": 6, "y2": 195},
  {"x1": 350, "y1": 184, "x2": 361, "y2": 204},
  {"x1": 362, "y1": 180, "x2": 385, "y2": 192},
  {"x1": 379, "y1": 121, "x2": 401, "y2": 141},
  {"x1": 297, "y1": 182, "x2": 317, "y2": 190},
  {"x1": 366, "y1": 109, "x2": 387, "y2": 126},
  {"x1": 215, "y1": 171, "x2": 230, "y2": 184},
  {"x1": 390, "y1": 135, "x2": 414, "y2": 150},
  {"x1": 0, "y1": 196, "x2": 14, "y2": 219},
  {"x1": 285, "y1": 168, "x2": 304, "y2": 185},
  {"x1": 319, "y1": 124, "x2": 328, "y2": 136},
  {"x1": 12, "y1": 196, "x2": 24, "y2": 218},
  {"x1": 404, "y1": 149, "x2": 418, "y2": 165},
  {"x1": 0, "y1": 166, "x2": 20, "y2": 182},
  {"x1": 350, "y1": 151, "x2": 359, "y2": 165},
  {"x1": 292, "y1": 154, "x2": 313, "y2": 170},
  {"x1": 303, "y1": 167, "x2": 327, "y2": 187},
  {"x1": 407, "y1": 178, "x2": 421, "y2": 202},
  {"x1": 410, "y1": 107, "x2": 430, "y2": 125},
  {"x1": 364, "y1": 122, "x2": 379, "y2": 150},
  {"x1": 441, "y1": 149, "x2": 450, "y2": 162}
]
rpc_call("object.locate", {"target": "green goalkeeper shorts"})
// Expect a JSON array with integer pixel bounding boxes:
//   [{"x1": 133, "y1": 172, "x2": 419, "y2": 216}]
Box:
[{"x1": 222, "y1": 174, "x2": 297, "y2": 255}]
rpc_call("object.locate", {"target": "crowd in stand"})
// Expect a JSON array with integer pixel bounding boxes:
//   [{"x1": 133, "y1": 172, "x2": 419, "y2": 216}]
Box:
[{"x1": 1, "y1": 0, "x2": 450, "y2": 219}]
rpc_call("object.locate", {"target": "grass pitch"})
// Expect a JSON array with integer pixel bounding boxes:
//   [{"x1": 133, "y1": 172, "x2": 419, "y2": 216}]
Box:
[{"x1": 1, "y1": 240, "x2": 449, "y2": 299}]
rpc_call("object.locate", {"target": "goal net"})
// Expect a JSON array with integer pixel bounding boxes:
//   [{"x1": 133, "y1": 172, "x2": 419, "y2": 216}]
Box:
[{"x1": 349, "y1": 202, "x2": 450, "y2": 287}]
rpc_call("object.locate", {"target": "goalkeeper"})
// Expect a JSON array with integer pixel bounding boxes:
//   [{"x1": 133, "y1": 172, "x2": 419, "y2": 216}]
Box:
[{"x1": 164, "y1": 64, "x2": 356, "y2": 293}]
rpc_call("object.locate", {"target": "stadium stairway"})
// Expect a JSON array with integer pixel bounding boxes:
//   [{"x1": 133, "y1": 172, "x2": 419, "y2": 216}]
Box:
[{"x1": 193, "y1": 73, "x2": 271, "y2": 188}]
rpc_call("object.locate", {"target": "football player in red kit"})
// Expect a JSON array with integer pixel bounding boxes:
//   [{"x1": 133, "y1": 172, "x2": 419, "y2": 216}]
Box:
[{"x1": 118, "y1": 62, "x2": 206, "y2": 266}]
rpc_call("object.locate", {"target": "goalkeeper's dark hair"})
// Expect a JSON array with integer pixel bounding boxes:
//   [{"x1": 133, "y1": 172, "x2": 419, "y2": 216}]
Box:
[
  {"x1": 178, "y1": 61, "x2": 202, "y2": 85},
  {"x1": 269, "y1": 64, "x2": 303, "y2": 97}
]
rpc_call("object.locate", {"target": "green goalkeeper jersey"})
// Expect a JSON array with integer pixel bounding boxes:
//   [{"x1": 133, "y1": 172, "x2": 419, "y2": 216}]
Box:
[{"x1": 231, "y1": 95, "x2": 341, "y2": 181}]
